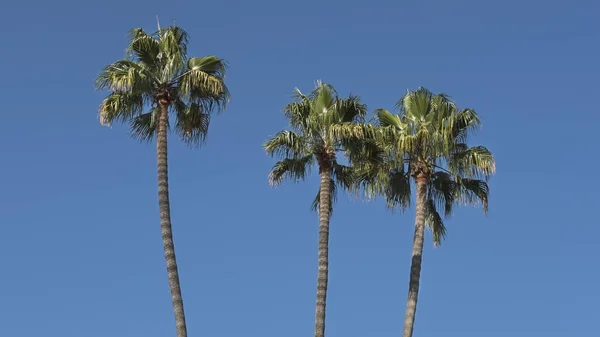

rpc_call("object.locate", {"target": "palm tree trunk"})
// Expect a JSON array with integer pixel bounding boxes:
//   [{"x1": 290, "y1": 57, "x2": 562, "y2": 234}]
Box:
[
  {"x1": 157, "y1": 102, "x2": 188, "y2": 337},
  {"x1": 402, "y1": 175, "x2": 427, "y2": 337},
  {"x1": 314, "y1": 168, "x2": 332, "y2": 337}
]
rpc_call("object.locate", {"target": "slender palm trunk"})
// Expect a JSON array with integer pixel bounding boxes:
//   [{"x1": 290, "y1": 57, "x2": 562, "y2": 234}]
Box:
[
  {"x1": 402, "y1": 175, "x2": 428, "y2": 337},
  {"x1": 314, "y1": 168, "x2": 332, "y2": 337},
  {"x1": 157, "y1": 102, "x2": 188, "y2": 337}
]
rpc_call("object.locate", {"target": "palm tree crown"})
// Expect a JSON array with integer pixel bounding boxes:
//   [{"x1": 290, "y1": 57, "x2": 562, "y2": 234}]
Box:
[
  {"x1": 264, "y1": 81, "x2": 368, "y2": 209},
  {"x1": 358, "y1": 87, "x2": 496, "y2": 243},
  {"x1": 95, "y1": 25, "x2": 230, "y2": 145}
]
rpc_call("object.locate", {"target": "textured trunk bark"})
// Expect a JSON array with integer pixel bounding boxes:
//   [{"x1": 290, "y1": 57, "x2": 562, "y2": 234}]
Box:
[
  {"x1": 157, "y1": 103, "x2": 188, "y2": 337},
  {"x1": 314, "y1": 168, "x2": 332, "y2": 337},
  {"x1": 402, "y1": 176, "x2": 427, "y2": 337}
]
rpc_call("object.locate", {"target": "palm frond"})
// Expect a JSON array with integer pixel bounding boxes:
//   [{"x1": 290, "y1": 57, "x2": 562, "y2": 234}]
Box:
[
  {"x1": 187, "y1": 56, "x2": 227, "y2": 78},
  {"x1": 376, "y1": 109, "x2": 404, "y2": 129},
  {"x1": 95, "y1": 60, "x2": 155, "y2": 92},
  {"x1": 443, "y1": 108, "x2": 481, "y2": 144},
  {"x1": 426, "y1": 199, "x2": 447, "y2": 246},
  {"x1": 284, "y1": 99, "x2": 312, "y2": 132},
  {"x1": 98, "y1": 91, "x2": 145, "y2": 126},
  {"x1": 448, "y1": 145, "x2": 496, "y2": 179},
  {"x1": 155, "y1": 25, "x2": 188, "y2": 81},
  {"x1": 455, "y1": 178, "x2": 489, "y2": 214},
  {"x1": 428, "y1": 171, "x2": 456, "y2": 217},
  {"x1": 385, "y1": 166, "x2": 411, "y2": 210},
  {"x1": 173, "y1": 99, "x2": 210, "y2": 146},
  {"x1": 332, "y1": 163, "x2": 355, "y2": 190},
  {"x1": 178, "y1": 56, "x2": 229, "y2": 112},
  {"x1": 268, "y1": 155, "x2": 314, "y2": 186},
  {"x1": 129, "y1": 108, "x2": 163, "y2": 142},
  {"x1": 263, "y1": 130, "x2": 309, "y2": 158},
  {"x1": 397, "y1": 87, "x2": 434, "y2": 121},
  {"x1": 329, "y1": 122, "x2": 371, "y2": 144},
  {"x1": 335, "y1": 94, "x2": 367, "y2": 123},
  {"x1": 127, "y1": 28, "x2": 161, "y2": 71},
  {"x1": 314, "y1": 83, "x2": 337, "y2": 126}
]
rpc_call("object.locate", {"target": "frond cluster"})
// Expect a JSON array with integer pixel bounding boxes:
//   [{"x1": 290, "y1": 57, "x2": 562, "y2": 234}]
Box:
[{"x1": 95, "y1": 25, "x2": 230, "y2": 145}]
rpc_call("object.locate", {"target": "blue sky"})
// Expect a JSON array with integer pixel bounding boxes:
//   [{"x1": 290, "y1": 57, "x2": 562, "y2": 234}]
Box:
[{"x1": 1, "y1": 0, "x2": 598, "y2": 336}]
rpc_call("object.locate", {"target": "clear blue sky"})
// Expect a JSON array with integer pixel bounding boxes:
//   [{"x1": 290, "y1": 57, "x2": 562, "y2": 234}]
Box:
[{"x1": 1, "y1": 0, "x2": 598, "y2": 336}]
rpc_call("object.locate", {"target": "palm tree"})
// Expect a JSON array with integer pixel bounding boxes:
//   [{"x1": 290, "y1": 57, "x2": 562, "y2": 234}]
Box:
[
  {"x1": 263, "y1": 81, "x2": 367, "y2": 337},
  {"x1": 353, "y1": 88, "x2": 496, "y2": 337},
  {"x1": 95, "y1": 25, "x2": 229, "y2": 337}
]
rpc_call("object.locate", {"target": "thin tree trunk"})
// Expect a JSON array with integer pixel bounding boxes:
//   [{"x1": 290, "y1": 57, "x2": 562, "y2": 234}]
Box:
[
  {"x1": 314, "y1": 168, "x2": 332, "y2": 337},
  {"x1": 157, "y1": 103, "x2": 188, "y2": 337},
  {"x1": 402, "y1": 176, "x2": 427, "y2": 337}
]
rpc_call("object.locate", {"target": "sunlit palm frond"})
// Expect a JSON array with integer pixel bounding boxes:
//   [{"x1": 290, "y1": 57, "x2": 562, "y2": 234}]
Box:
[
  {"x1": 314, "y1": 84, "x2": 337, "y2": 126},
  {"x1": 284, "y1": 99, "x2": 312, "y2": 132},
  {"x1": 127, "y1": 28, "x2": 161, "y2": 71},
  {"x1": 264, "y1": 130, "x2": 310, "y2": 158},
  {"x1": 329, "y1": 122, "x2": 371, "y2": 144},
  {"x1": 376, "y1": 109, "x2": 404, "y2": 129},
  {"x1": 448, "y1": 145, "x2": 496, "y2": 179},
  {"x1": 187, "y1": 56, "x2": 227, "y2": 78},
  {"x1": 398, "y1": 87, "x2": 434, "y2": 121},
  {"x1": 155, "y1": 25, "x2": 188, "y2": 81},
  {"x1": 268, "y1": 155, "x2": 314, "y2": 186},
  {"x1": 443, "y1": 108, "x2": 481, "y2": 144},
  {"x1": 95, "y1": 60, "x2": 154, "y2": 92},
  {"x1": 98, "y1": 91, "x2": 145, "y2": 126},
  {"x1": 178, "y1": 56, "x2": 229, "y2": 111}
]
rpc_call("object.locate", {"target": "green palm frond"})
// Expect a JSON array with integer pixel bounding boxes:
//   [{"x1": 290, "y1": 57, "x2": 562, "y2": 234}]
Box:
[
  {"x1": 329, "y1": 122, "x2": 372, "y2": 143},
  {"x1": 334, "y1": 94, "x2": 367, "y2": 123},
  {"x1": 264, "y1": 130, "x2": 309, "y2": 158},
  {"x1": 385, "y1": 166, "x2": 411, "y2": 210},
  {"x1": 129, "y1": 108, "x2": 162, "y2": 142},
  {"x1": 155, "y1": 25, "x2": 188, "y2": 81},
  {"x1": 178, "y1": 56, "x2": 229, "y2": 111},
  {"x1": 173, "y1": 100, "x2": 210, "y2": 146},
  {"x1": 127, "y1": 28, "x2": 161, "y2": 71},
  {"x1": 443, "y1": 108, "x2": 481, "y2": 144},
  {"x1": 96, "y1": 60, "x2": 155, "y2": 93},
  {"x1": 455, "y1": 178, "x2": 490, "y2": 214},
  {"x1": 376, "y1": 109, "x2": 404, "y2": 129},
  {"x1": 268, "y1": 155, "x2": 314, "y2": 186},
  {"x1": 425, "y1": 199, "x2": 447, "y2": 246},
  {"x1": 448, "y1": 145, "x2": 496, "y2": 179},
  {"x1": 397, "y1": 87, "x2": 434, "y2": 121},
  {"x1": 428, "y1": 171, "x2": 456, "y2": 217},
  {"x1": 284, "y1": 99, "x2": 312, "y2": 133},
  {"x1": 98, "y1": 91, "x2": 145, "y2": 126}
]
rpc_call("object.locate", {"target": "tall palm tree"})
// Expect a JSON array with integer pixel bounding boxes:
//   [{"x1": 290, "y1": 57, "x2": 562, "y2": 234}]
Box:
[
  {"x1": 353, "y1": 88, "x2": 496, "y2": 337},
  {"x1": 264, "y1": 81, "x2": 367, "y2": 337},
  {"x1": 95, "y1": 25, "x2": 229, "y2": 337}
]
